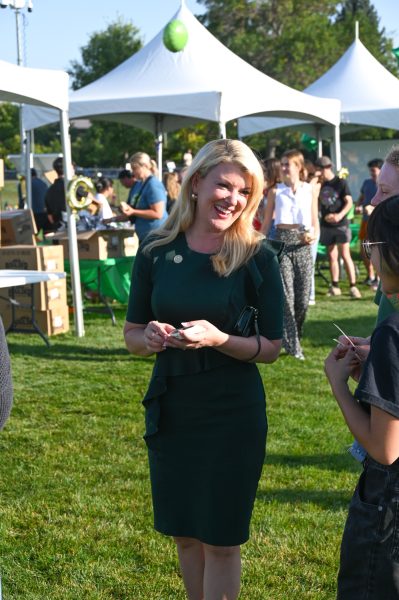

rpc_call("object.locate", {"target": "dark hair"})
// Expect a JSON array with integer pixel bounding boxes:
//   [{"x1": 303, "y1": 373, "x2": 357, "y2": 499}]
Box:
[
  {"x1": 118, "y1": 169, "x2": 133, "y2": 180},
  {"x1": 53, "y1": 157, "x2": 63, "y2": 175},
  {"x1": 367, "y1": 158, "x2": 383, "y2": 170},
  {"x1": 367, "y1": 194, "x2": 399, "y2": 274},
  {"x1": 95, "y1": 177, "x2": 113, "y2": 194},
  {"x1": 31, "y1": 168, "x2": 37, "y2": 177}
]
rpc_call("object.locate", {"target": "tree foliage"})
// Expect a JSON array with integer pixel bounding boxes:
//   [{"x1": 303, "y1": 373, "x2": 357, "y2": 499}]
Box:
[
  {"x1": 197, "y1": 0, "x2": 397, "y2": 88},
  {"x1": 0, "y1": 103, "x2": 20, "y2": 166},
  {"x1": 65, "y1": 17, "x2": 156, "y2": 167},
  {"x1": 68, "y1": 18, "x2": 143, "y2": 90},
  {"x1": 197, "y1": 0, "x2": 398, "y2": 156}
]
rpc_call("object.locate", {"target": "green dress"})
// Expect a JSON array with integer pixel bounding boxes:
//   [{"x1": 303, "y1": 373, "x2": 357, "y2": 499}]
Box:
[{"x1": 126, "y1": 233, "x2": 284, "y2": 546}]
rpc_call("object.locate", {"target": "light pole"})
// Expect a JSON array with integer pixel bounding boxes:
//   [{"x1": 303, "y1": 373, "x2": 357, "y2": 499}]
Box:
[{"x1": 0, "y1": 0, "x2": 33, "y2": 206}]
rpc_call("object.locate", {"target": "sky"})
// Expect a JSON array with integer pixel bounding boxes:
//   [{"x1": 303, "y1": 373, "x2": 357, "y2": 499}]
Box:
[{"x1": 0, "y1": 0, "x2": 397, "y2": 73}]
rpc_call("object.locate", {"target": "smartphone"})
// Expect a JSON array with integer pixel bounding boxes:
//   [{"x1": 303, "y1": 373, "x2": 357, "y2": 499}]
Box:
[{"x1": 170, "y1": 324, "x2": 204, "y2": 339}]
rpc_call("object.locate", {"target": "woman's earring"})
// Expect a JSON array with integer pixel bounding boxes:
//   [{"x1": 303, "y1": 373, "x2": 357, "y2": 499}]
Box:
[{"x1": 191, "y1": 192, "x2": 198, "y2": 201}]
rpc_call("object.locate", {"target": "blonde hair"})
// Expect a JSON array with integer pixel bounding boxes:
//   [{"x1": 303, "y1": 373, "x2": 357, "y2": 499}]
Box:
[
  {"x1": 385, "y1": 145, "x2": 399, "y2": 169},
  {"x1": 129, "y1": 152, "x2": 158, "y2": 177},
  {"x1": 163, "y1": 171, "x2": 181, "y2": 202},
  {"x1": 145, "y1": 139, "x2": 265, "y2": 276}
]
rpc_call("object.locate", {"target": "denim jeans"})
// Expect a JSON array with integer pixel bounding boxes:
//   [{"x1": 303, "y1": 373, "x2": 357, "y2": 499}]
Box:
[{"x1": 338, "y1": 456, "x2": 399, "y2": 599}]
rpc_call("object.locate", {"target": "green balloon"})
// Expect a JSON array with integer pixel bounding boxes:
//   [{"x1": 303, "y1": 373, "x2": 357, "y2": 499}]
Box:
[
  {"x1": 163, "y1": 19, "x2": 189, "y2": 53},
  {"x1": 392, "y1": 47, "x2": 399, "y2": 66}
]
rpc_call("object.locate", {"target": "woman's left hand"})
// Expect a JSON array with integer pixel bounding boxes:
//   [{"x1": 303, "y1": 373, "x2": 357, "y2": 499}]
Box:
[
  {"x1": 324, "y1": 346, "x2": 357, "y2": 384},
  {"x1": 165, "y1": 320, "x2": 228, "y2": 351}
]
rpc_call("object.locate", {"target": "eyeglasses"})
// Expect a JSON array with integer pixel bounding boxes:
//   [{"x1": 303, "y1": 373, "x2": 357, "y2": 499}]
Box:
[{"x1": 362, "y1": 240, "x2": 387, "y2": 259}]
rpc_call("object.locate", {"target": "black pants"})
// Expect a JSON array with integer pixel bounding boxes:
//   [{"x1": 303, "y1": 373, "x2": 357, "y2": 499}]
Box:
[{"x1": 338, "y1": 456, "x2": 399, "y2": 599}]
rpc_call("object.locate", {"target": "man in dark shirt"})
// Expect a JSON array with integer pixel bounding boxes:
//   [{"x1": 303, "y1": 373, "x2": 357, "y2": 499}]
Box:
[
  {"x1": 31, "y1": 168, "x2": 49, "y2": 232},
  {"x1": 317, "y1": 155, "x2": 361, "y2": 299},
  {"x1": 44, "y1": 157, "x2": 66, "y2": 231}
]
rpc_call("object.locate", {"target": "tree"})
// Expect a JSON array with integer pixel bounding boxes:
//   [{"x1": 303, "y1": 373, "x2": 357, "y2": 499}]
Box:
[
  {"x1": 197, "y1": 0, "x2": 399, "y2": 157},
  {"x1": 0, "y1": 103, "x2": 20, "y2": 166},
  {"x1": 68, "y1": 18, "x2": 143, "y2": 90},
  {"x1": 66, "y1": 17, "x2": 154, "y2": 167},
  {"x1": 335, "y1": 0, "x2": 398, "y2": 73}
]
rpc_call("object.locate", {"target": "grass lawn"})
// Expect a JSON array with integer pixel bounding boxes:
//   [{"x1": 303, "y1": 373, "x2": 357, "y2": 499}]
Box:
[{"x1": 0, "y1": 270, "x2": 378, "y2": 599}]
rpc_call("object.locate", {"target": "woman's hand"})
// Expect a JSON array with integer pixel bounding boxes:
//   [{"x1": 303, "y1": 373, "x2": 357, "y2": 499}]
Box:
[
  {"x1": 144, "y1": 320, "x2": 175, "y2": 353},
  {"x1": 324, "y1": 346, "x2": 356, "y2": 386},
  {"x1": 337, "y1": 335, "x2": 370, "y2": 364},
  {"x1": 165, "y1": 320, "x2": 228, "y2": 351}
]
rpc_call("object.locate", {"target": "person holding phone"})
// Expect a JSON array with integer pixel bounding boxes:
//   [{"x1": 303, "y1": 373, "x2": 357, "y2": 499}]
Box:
[
  {"x1": 325, "y1": 194, "x2": 399, "y2": 598},
  {"x1": 123, "y1": 139, "x2": 284, "y2": 599}
]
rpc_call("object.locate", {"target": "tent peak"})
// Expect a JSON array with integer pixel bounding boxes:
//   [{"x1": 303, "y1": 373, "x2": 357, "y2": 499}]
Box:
[{"x1": 355, "y1": 20, "x2": 359, "y2": 41}]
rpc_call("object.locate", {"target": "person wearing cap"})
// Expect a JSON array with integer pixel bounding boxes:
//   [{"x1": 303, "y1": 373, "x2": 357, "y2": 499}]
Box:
[
  {"x1": 317, "y1": 156, "x2": 361, "y2": 299},
  {"x1": 44, "y1": 157, "x2": 67, "y2": 231},
  {"x1": 355, "y1": 158, "x2": 383, "y2": 288}
]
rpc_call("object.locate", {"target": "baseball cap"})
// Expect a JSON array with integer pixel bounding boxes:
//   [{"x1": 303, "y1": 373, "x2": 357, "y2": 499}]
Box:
[{"x1": 315, "y1": 156, "x2": 333, "y2": 168}]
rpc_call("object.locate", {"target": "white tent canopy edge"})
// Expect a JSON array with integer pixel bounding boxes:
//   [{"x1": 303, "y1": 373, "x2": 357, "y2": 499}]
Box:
[
  {"x1": 22, "y1": 2, "x2": 341, "y2": 173},
  {"x1": 0, "y1": 59, "x2": 84, "y2": 337}
]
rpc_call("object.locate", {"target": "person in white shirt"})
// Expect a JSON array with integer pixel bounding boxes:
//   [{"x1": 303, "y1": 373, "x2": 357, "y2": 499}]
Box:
[
  {"x1": 262, "y1": 149, "x2": 319, "y2": 360},
  {"x1": 94, "y1": 177, "x2": 115, "y2": 222}
]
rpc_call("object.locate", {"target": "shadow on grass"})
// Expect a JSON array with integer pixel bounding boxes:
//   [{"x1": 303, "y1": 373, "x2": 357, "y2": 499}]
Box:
[
  {"x1": 264, "y1": 453, "x2": 359, "y2": 473},
  {"x1": 303, "y1": 314, "x2": 376, "y2": 347},
  {"x1": 6, "y1": 341, "x2": 154, "y2": 364},
  {"x1": 257, "y1": 487, "x2": 352, "y2": 510}
]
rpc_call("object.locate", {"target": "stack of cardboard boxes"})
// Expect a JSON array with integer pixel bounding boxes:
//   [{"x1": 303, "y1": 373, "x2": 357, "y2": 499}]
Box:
[{"x1": 0, "y1": 209, "x2": 69, "y2": 336}]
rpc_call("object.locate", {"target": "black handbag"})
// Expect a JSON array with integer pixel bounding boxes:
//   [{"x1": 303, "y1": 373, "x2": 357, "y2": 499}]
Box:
[{"x1": 234, "y1": 305, "x2": 261, "y2": 361}]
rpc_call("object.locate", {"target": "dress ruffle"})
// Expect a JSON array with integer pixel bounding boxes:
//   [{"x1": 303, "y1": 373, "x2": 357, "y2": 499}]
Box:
[{"x1": 142, "y1": 375, "x2": 167, "y2": 440}]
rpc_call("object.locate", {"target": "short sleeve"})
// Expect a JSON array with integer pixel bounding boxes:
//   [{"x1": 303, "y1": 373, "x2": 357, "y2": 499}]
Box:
[
  {"x1": 256, "y1": 250, "x2": 284, "y2": 340},
  {"x1": 125, "y1": 246, "x2": 155, "y2": 324},
  {"x1": 143, "y1": 179, "x2": 167, "y2": 208},
  {"x1": 355, "y1": 319, "x2": 399, "y2": 418},
  {"x1": 342, "y1": 180, "x2": 351, "y2": 197}
]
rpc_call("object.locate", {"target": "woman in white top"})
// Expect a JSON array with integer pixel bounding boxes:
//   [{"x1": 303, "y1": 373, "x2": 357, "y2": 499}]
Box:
[
  {"x1": 94, "y1": 177, "x2": 115, "y2": 222},
  {"x1": 261, "y1": 149, "x2": 319, "y2": 359}
]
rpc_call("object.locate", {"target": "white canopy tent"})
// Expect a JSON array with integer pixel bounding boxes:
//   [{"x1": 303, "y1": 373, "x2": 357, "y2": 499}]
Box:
[
  {"x1": 0, "y1": 59, "x2": 84, "y2": 337},
  {"x1": 23, "y1": 1, "x2": 341, "y2": 174},
  {"x1": 238, "y1": 29, "x2": 399, "y2": 165}
]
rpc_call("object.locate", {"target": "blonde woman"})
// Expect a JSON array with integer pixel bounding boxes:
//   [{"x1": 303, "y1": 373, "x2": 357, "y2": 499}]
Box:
[
  {"x1": 262, "y1": 149, "x2": 319, "y2": 360},
  {"x1": 119, "y1": 152, "x2": 167, "y2": 243},
  {"x1": 124, "y1": 139, "x2": 284, "y2": 599},
  {"x1": 163, "y1": 171, "x2": 181, "y2": 213}
]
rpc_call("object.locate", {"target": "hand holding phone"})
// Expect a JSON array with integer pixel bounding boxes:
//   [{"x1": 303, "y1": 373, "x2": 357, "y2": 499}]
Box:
[{"x1": 170, "y1": 324, "x2": 205, "y2": 339}]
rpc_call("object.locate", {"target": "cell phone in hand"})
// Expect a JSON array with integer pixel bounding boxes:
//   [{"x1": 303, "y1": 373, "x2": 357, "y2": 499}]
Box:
[{"x1": 170, "y1": 325, "x2": 204, "y2": 339}]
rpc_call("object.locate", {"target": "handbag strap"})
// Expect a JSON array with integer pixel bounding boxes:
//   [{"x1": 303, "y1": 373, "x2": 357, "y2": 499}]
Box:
[{"x1": 246, "y1": 308, "x2": 261, "y2": 361}]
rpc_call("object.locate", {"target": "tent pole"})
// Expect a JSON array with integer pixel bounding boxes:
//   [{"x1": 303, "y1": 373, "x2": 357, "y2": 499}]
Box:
[
  {"x1": 25, "y1": 129, "x2": 32, "y2": 210},
  {"x1": 59, "y1": 109, "x2": 85, "y2": 337},
  {"x1": 333, "y1": 124, "x2": 341, "y2": 171},
  {"x1": 219, "y1": 121, "x2": 227, "y2": 139},
  {"x1": 316, "y1": 125, "x2": 323, "y2": 157},
  {"x1": 155, "y1": 115, "x2": 163, "y2": 181}
]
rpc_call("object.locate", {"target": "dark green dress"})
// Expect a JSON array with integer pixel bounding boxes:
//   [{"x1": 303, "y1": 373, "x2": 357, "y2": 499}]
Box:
[{"x1": 126, "y1": 233, "x2": 283, "y2": 546}]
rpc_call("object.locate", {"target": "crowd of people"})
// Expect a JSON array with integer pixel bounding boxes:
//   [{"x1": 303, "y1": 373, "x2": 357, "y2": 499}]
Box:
[{"x1": 3, "y1": 140, "x2": 399, "y2": 599}]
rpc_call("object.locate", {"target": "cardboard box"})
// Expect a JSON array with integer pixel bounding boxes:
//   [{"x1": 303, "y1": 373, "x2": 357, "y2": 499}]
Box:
[
  {"x1": 0, "y1": 244, "x2": 64, "y2": 272},
  {"x1": 1, "y1": 303, "x2": 69, "y2": 336},
  {"x1": 0, "y1": 209, "x2": 37, "y2": 246},
  {"x1": 0, "y1": 278, "x2": 67, "y2": 311},
  {"x1": 51, "y1": 229, "x2": 138, "y2": 260}
]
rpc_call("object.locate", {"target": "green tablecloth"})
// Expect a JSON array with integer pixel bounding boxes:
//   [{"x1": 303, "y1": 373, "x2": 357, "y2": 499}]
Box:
[{"x1": 65, "y1": 257, "x2": 135, "y2": 304}]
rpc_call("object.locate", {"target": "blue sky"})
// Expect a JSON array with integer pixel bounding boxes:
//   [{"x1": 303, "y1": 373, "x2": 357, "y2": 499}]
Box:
[{"x1": 0, "y1": 0, "x2": 397, "y2": 72}]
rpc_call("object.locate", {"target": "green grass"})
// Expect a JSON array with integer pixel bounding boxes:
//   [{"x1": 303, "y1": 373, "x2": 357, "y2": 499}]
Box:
[{"x1": 0, "y1": 276, "x2": 378, "y2": 599}]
